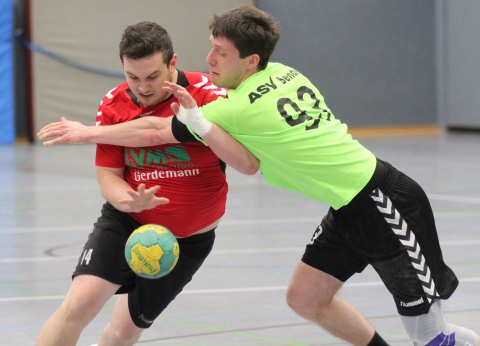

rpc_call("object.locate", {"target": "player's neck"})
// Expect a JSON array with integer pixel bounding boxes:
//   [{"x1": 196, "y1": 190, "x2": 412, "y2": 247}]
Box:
[
  {"x1": 161, "y1": 69, "x2": 178, "y2": 101},
  {"x1": 232, "y1": 67, "x2": 259, "y2": 90},
  {"x1": 171, "y1": 69, "x2": 178, "y2": 85}
]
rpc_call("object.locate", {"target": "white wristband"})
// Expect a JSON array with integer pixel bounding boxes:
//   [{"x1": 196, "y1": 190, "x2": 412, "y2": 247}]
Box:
[{"x1": 176, "y1": 105, "x2": 212, "y2": 137}]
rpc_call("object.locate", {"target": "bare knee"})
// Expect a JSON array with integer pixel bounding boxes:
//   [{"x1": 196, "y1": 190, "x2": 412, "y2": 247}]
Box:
[
  {"x1": 286, "y1": 285, "x2": 307, "y2": 313},
  {"x1": 286, "y1": 282, "x2": 333, "y2": 315},
  {"x1": 60, "y1": 275, "x2": 118, "y2": 324},
  {"x1": 286, "y1": 262, "x2": 342, "y2": 317},
  {"x1": 102, "y1": 322, "x2": 143, "y2": 345},
  {"x1": 59, "y1": 290, "x2": 103, "y2": 323}
]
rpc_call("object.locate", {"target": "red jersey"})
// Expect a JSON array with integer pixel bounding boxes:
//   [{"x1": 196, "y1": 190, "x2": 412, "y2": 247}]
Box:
[{"x1": 95, "y1": 70, "x2": 228, "y2": 237}]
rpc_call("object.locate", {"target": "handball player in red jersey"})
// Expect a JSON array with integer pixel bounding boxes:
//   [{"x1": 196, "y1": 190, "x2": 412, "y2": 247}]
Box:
[{"x1": 36, "y1": 22, "x2": 258, "y2": 346}]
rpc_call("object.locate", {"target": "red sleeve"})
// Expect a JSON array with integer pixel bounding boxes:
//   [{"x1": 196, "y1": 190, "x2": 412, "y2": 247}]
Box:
[
  {"x1": 199, "y1": 89, "x2": 224, "y2": 106},
  {"x1": 187, "y1": 72, "x2": 227, "y2": 107},
  {"x1": 95, "y1": 93, "x2": 124, "y2": 168}
]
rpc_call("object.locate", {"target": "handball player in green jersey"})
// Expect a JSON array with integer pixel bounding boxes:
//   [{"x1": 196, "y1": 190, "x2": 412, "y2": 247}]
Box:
[
  {"x1": 162, "y1": 6, "x2": 480, "y2": 346},
  {"x1": 39, "y1": 6, "x2": 480, "y2": 346}
]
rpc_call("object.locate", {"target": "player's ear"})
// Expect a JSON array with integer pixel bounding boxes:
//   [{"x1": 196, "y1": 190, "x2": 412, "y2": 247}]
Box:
[
  {"x1": 169, "y1": 54, "x2": 178, "y2": 71},
  {"x1": 246, "y1": 54, "x2": 260, "y2": 70}
]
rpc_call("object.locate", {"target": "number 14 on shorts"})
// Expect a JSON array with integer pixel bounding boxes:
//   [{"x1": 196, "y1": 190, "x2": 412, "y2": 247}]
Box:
[{"x1": 79, "y1": 249, "x2": 93, "y2": 265}]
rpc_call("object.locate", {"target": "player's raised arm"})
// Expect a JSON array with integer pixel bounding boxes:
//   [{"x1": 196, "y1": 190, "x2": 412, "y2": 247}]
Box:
[
  {"x1": 164, "y1": 81, "x2": 259, "y2": 176},
  {"x1": 38, "y1": 116, "x2": 178, "y2": 147}
]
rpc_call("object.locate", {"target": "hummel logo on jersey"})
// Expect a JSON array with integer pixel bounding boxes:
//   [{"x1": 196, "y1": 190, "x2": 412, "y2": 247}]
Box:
[
  {"x1": 138, "y1": 110, "x2": 156, "y2": 117},
  {"x1": 106, "y1": 87, "x2": 117, "y2": 99},
  {"x1": 370, "y1": 188, "x2": 440, "y2": 304},
  {"x1": 193, "y1": 75, "x2": 226, "y2": 96}
]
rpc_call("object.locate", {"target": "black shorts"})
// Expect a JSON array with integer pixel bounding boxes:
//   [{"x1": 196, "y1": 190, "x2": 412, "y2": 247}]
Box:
[
  {"x1": 74, "y1": 202, "x2": 215, "y2": 328},
  {"x1": 302, "y1": 159, "x2": 458, "y2": 316}
]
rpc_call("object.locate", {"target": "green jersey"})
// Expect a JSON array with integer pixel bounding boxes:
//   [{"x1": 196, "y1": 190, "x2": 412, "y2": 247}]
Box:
[{"x1": 200, "y1": 62, "x2": 376, "y2": 209}]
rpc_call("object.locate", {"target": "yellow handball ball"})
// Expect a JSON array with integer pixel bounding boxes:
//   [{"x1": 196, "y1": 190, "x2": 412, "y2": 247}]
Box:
[{"x1": 125, "y1": 224, "x2": 180, "y2": 279}]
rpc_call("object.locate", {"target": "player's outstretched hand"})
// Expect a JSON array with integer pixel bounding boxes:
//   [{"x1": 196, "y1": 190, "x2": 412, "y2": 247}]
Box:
[
  {"x1": 163, "y1": 81, "x2": 212, "y2": 137},
  {"x1": 37, "y1": 117, "x2": 90, "y2": 146},
  {"x1": 163, "y1": 81, "x2": 197, "y2": 110},
  {"x1": 118, "y1": 183, "x2": 170, "y2": 213}
]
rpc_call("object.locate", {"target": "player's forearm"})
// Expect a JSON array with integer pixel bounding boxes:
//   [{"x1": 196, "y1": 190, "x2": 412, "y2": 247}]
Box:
[
  {"x1": 39, "y1": 117, "x2": 169, "y2": 147},
  {"x1": 173, "y1": 104, "x2": 259, "y2": 175},
  {"x1": 91, "y1": 118, "x2": 169, "y2": 147},
  {"x1": 202, "y1": 124, "x2": 259, "y2": 175},
  {"x1": 99, "y1": 182, "x2": 134, "y2": 213},
  {"x1": 85, "y1": 123, "x2": 143, "y2": 146},
  {"x1": 96, "y1": 167, "x2": 135, "y2": 212}
]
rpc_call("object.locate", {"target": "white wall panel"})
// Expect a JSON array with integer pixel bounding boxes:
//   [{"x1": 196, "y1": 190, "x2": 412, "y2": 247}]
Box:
[{"x1": 31, "y1": 0, "x2": 252, "y2": 134}]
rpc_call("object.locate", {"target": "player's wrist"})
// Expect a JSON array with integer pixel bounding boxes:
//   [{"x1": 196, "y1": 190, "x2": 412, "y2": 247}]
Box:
[
  {"x1": 84, "y1": 126, "x2": 98, "y2": 143},
  {"x1": 178, "y1": 105, "x2": 212, "y2": 137}
]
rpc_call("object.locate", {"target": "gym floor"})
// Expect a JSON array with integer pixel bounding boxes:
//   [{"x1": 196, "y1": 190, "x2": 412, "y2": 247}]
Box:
[{"x1": 1, "y1": 130, "x2": 479, "y2": 345}]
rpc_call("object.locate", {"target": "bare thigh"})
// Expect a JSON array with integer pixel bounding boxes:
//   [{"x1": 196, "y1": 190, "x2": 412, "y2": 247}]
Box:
[{"x1": 63, "y1": 274, "x2": 121, "y2": 319}]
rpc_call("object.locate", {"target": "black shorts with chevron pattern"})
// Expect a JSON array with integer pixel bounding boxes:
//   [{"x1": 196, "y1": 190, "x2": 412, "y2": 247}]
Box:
[{"x1": 302, "y1": 158, "x2": 459, "y2": 316}]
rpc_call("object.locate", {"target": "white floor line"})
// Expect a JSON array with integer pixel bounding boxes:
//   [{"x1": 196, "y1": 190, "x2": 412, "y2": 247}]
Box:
[
  {"x1": 1, "y1": 237, "x2": 480, "y2": 264},
  {"x1": 429, "y1": 194, "x2": 480, "y2": 204},
  {"x1": 1, "y1": 193, "x2": 480, "y2": 235},
  {"x1": 1, "y1": 277, "x2": 480, "y2": 303}
]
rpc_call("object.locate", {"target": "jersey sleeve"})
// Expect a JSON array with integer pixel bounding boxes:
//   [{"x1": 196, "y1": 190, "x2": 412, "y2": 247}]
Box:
[
  {"x1": 199, "y1": 97, "x2": 238, "y2": 135},
  {"x1": 94, "y1": 94, "x2": 125, "y2": 168},
  {"x1": 198, "y1": 87, "x2": 226, "y2": 107},
  {"x1": 191, "y1": 73, "x2": 227, "y2": 108},
  {"x1": 172, "y1": 97, "x2": 237, "y2": 144},
  {"x1": 173, "y1": 73, "x2": 228, "y2": 143},
  {"x1": 171, "y1": 116, "x2": 198, "y2": 142}
]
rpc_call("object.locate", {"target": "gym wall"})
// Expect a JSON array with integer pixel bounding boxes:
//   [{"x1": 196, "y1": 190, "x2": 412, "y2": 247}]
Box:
[
  {"x1": 438, "y1": 1, "x2": 480, "y2": 129},
  {"x1": 28, "y1": 0, "x2": 252, "y2": 136},
  {"x1": 20, "y1": 1, "x2": 480, "y2": 139},
  {"x1": 258, "y1": 0, "x2": 436, "y2": 128}
]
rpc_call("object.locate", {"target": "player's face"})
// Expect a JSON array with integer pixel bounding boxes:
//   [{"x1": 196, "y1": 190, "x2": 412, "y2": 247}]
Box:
[
  {"x1": 206, "y1": 35, "x2": 256, "y2": 90},
  {"x1": 123, "y1": 52, "x2": 177, "y2": 107}
]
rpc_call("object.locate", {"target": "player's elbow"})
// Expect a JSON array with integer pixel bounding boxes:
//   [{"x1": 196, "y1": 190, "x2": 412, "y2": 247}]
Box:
[
  {"x1": 145, "y1": 130, "x2": 168, "y2": 146},
  {"x1": 241, "y1": 159, "x2": 260, "y2": 175}
]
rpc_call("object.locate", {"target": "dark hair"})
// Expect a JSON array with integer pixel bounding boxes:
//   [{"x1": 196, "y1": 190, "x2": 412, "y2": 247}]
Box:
[
  {"x1": 119, "y1": 21, "x2": 174, "y2": 66},
  {"x1": 209, "y1": 6, "x2": 281, "y2": 70}
]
